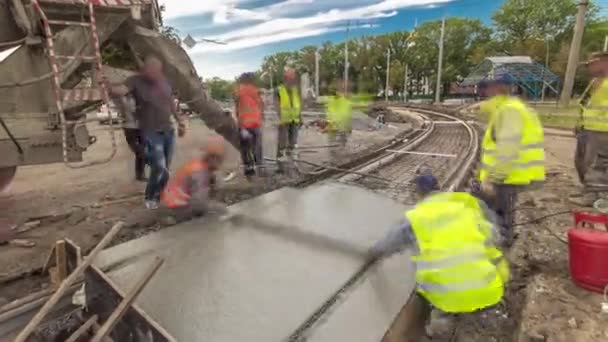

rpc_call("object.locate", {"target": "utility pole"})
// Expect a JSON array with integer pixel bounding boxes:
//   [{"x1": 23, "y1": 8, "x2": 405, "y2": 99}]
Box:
[
  {"x1": 344, "y1": 21, "x2": 350, "y2": 95},
  {"x1": 315, "y1": 49, "x2": 320, "y2": 98},
  {"x1": 385, "y1": 48, "x2": 391, "y2": 101},
  {"x1": 435, "y1": 17, "x2": 446, "y2": 104},
  {"x1": 541, "y1": 38, "x2": 549, "y2": 102},
  {"x1": 604, "y1": 35, "x2": 608, "y2": 52},
  {"x1": 403, "y1": 64, "x2": 409, "y2": 103},
  {"x1": 560, "y1": 0, "x2": 589, "y2": 107},
  {"x1": 269, "y1": 70, "x2": 274, "y2": 92}
]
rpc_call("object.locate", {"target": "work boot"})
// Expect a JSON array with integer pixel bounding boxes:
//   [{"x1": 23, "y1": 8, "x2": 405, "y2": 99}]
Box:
[
  {"x1": 568, "y1": 192, "x2": 598, "y2": 207},
  {"x1": 425, "y1": 309, "x2": 454, "y2": 338}
]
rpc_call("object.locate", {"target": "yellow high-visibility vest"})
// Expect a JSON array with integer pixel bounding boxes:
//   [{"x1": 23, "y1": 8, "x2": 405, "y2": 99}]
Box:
[
  {"x1": 583, "y1": 79, "x2": 608, "y2": 132},
  {"x1": 278, "y1": 85, "x2": 302, "y2": 124},
  {"x1": 479, "y1": 96, "x2": 545, "y2": 185},
  {"x1": 406, "y1": 192, "x2": 508, "y2": 313},
  {"x1": 327, "y1": 95, "x2": 353, "y2": 132}
]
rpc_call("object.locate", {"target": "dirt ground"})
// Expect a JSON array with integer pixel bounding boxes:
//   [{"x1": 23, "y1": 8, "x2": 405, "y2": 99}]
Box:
[
  {"x1": 445, "y1": 133, "x2": 608, "y2": 342},
  {"x1": 0, "y1": 114, "x2": 410, "y2": 302}
]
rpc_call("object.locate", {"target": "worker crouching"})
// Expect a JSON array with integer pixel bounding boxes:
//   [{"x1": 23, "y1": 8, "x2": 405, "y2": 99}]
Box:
[
  {"x1": 235, "y1": 72, "x2": 264, "y2": 179},
  {"x1": 477, "y1": 76, "x2": 545, "y2": 246},
  {"x1": 370, "y1": 173, "x2": 509, "y2": 338},
  {"x1": 325, "y1": 79, "x2": 353, "y2": 162},
  {"x1": 160, "y1": 136, "x2": 226, "y2": 223}
]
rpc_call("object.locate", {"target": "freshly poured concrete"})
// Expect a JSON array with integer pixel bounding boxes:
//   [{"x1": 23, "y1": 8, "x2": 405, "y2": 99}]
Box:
[
  {"x1": 306, "y1": 251, "x2": 416, "y2": 342},
  {"x1": 95, "y1": 183, "x2": 416, "y2": 341}
]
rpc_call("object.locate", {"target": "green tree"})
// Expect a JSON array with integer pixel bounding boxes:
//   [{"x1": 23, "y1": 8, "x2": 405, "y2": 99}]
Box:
[{"x1": 207, "y1": 77, "x2": 235, "y2": 101}]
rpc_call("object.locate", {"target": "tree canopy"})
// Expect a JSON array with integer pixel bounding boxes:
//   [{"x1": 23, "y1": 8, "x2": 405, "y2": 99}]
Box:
[{"x1": 254, "y1": 0, "x2": 605, "y2": 98}]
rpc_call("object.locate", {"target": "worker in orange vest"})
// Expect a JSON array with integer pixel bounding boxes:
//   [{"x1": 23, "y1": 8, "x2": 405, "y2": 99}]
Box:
[
  {"x1": 160, "y1": 136, "x2": 226, "y2": 221},
  {"x1": 235, "y1": 72, "x2": 264, "y2": 178}
]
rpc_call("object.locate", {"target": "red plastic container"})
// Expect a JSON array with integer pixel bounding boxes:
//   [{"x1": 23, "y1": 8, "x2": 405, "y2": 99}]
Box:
[{"x1": 568, "y1": 211, "x2": 608, "y2": 293}]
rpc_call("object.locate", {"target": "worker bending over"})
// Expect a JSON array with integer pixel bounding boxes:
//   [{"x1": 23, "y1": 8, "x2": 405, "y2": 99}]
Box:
[
  {"x1": 235, "y1": 72, "x2": 264, "y2": 178},
  {"x1": 275, "y1": 67, "x2": 302, "y2": 161},
  {"x1": 477, "y1": 76, "x2": 545, "y2": 246},
  {"x1": 326, "y1": 79, "x2": 353, "y2": 161},
  {"x1": 571, "y1": 52, "x2": 608, "y2": 206},
  {"x1": 370, "y1": 173, "x2": 508, "y2": 338},
  {"x1": 160, "y1": 136, "x2": 226, "y2": 222}
]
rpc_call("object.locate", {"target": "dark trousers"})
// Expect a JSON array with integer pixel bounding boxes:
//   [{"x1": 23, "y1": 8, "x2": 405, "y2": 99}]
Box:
[
  {"x1": 124, "y1": 128, "x2": 146, "y2": 179},
  {"x1": 143, "y1": 129, "x2": 175, "y2": 202},
  {"x1": 576, "y1": 130, "x2": 608, "y2": 188},
  {"x1": 239, "y1": 127, "x2": 263, "y2": 176},
  {"x1": 277, "y1": 123, "x2": 299, "y2": 158},
  {"x1": 493, "y1": 184, "x2": 518, "y2": 245}
]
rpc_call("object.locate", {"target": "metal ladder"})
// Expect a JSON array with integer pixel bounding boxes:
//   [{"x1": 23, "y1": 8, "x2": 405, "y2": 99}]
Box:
[{"x1": 32, "y1": 0, "x2": 118, "y2": 168}]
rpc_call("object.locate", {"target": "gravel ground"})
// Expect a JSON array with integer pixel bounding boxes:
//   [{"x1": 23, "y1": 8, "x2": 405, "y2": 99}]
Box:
[{"x1": 439, "y1": 134, "x2": 608, "y2": 342}]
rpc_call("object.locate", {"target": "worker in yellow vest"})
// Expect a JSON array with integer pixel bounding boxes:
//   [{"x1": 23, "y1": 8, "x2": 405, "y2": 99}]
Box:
[
  {"x1": 477, "y1": 76, "x2": 545, "y2": 246},
  {"x1": 326, "y1": 79, "x2": 353, "y2": 161},
  {"x1": 370, "y1": 171, "x2": 508, "y2": 338},
  {"x1": 275, "y1": 67, "x2": 302, "y2": 161},
  {"x1": 570, "y1": 52, "x2": 608, "y2": 206}
]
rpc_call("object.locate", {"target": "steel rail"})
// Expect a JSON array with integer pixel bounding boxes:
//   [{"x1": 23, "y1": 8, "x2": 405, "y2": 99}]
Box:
[
  {"x1": 0, "y1": 107, "x2": 478, "y2": 341},
  {"x1": 286, "y1": 107, "x2": 479, "y2": 342}
]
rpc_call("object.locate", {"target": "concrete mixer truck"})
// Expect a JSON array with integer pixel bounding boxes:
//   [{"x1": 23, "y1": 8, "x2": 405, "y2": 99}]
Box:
[{"x1": 0, "y1": 0, "x2": 239, "y2": 191}]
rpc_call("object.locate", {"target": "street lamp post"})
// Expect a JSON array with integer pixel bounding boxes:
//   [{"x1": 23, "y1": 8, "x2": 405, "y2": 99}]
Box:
[
  {"x1": 344, "y1": 21, "x2": 350, "y2": 95},
  {"x1": 542, "y1": 38, "x2": 549, "y2": 102},
  {"x1": 435, "y1": 17, "x2": 446, "y2": 104},
  {"x1": 315, "y1": 49, "x2": 320, "y2": 98},
  {"x1": 385, "y1": 48, "x2": 391, "y2": 101},
  {"x1": 403, "y1": 64, "x2": 409, "y2": 102}
]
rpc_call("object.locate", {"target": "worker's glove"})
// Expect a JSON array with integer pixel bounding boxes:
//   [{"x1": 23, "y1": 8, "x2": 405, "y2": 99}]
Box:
[
  {"x1": 178, "y1": 121, "x2": 187, "y2": 137},
  {"x1": 367, "y1": 245, "x2": 386, "y2": 261}
]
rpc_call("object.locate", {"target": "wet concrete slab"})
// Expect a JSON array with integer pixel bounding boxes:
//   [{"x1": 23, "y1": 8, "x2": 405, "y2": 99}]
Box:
[
  {"x1": 306, "y1": 251, "x2": 416, "y2": 342},
  {"x1": 95, "y1": 183, "x2": 414, "y2": 341}
]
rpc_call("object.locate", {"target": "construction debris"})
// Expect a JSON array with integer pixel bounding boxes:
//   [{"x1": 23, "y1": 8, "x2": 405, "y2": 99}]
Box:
[
  {"x1": 14, "y1": 222, "x2": 125, "y2": 342},
  {"x1": 366, "y1": 103, "x2": 409, "y2": 123}
]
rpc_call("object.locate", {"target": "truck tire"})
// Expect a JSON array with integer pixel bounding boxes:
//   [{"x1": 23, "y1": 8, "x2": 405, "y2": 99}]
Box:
[{"x1": 0, "y1": 167, "x2": 17, "y2": 193}]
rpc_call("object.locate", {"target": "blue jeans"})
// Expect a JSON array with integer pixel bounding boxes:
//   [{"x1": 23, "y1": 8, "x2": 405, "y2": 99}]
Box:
[{"x1": 144, "y1": 129, "x2": 175, "y2": 202}]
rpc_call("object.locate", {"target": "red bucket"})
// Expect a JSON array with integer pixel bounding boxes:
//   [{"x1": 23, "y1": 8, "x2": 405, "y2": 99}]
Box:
[{"x1": 568, "y1": 211, "x2": 608, "y2": 293}]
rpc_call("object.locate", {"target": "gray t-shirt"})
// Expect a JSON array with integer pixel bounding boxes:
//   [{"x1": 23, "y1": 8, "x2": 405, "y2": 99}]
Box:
[{"x1": 125, "y1": 75, "x2": 174, "y2": 133}]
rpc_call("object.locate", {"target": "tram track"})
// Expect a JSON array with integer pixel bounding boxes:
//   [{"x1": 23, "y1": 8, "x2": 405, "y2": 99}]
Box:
[
  {"x1": 0, "y1": 106, "x2": 479, "y2": 341},
  {"x1": 287, "y1": 107, "x2": 479, "y2": 341}
]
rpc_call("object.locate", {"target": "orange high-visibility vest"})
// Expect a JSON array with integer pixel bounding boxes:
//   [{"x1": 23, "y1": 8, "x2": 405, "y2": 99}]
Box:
[
  {"x1": 237, "y1": 84, "x2": 262, "y2": 128},
  {"x1": 161, "y1": 160, "x2": 207, "y2": 208}
]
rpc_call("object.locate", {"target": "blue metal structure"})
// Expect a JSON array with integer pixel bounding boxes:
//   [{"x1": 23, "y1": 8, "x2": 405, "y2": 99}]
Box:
[{"x1": 462, "y1": 56, "x2": 561, "y2": 100}]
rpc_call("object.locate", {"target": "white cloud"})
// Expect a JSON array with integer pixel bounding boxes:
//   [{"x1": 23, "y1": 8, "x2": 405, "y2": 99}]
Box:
[
  {"x1": 186, "y1": 0, "x2": 452, "y2": 53},
  {"x1": 194, "y1": 60, "x2": 250, "y2": 80},
  {"x1": 160, "y1": 0, "x2": 257, "y2": 19},
  {"x1": 164, "y1": 0, "x2": 455, "y2": 79}
]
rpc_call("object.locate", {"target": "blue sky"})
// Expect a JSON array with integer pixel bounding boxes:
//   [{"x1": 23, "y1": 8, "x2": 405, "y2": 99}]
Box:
[{"x1": 160, "y1": 0, "x2": 506, "y2": 79}]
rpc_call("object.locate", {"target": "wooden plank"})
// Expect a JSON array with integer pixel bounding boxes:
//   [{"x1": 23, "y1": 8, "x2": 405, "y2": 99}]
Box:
[
  {"x1": 382, "y1": 292, "x2": 430, "y2": 342},
  {"x1": 90, "y1": 257, "x2": 164, "y2": 342},
  {"x1": 14, "y1": 222, "x2": 124, "y2": 342},
  {"x1": 55, "y1": 240, "x2": 67, "y2": 285},
  {"x1": 91, "y1": 322, "x2": 115, "y2": 342},
  {"x1": 64, "y1": 314, "x2": 98, "y2": 342},
  {"x1": 85, "y1": 265, "x2": 176, "y2": 341}
]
